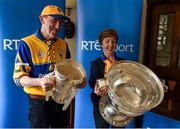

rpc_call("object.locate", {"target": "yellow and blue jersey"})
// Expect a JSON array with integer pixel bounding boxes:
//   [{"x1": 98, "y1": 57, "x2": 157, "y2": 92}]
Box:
[{"x1": 13, "y1": 30, "x2": 70, "y2": 95}]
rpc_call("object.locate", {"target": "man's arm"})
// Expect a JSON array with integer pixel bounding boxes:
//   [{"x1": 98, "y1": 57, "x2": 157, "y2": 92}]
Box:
[{"x1": 20, "y1": 75, "x2": 55, "y2": 92}]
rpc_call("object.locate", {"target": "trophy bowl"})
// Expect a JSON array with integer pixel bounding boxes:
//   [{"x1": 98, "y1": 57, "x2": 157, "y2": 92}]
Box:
[
  {"x1": 51, "y1": 59, "x2": 86, "y2": 110},
  {"x1": 99, "y1": 60, "x2": 165, "y2": 127}
]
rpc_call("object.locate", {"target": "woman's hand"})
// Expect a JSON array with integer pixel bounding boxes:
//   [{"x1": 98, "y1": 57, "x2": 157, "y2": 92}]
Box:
[{"x1": 94, "y1": 85, "x2": 109, "y2": 96}]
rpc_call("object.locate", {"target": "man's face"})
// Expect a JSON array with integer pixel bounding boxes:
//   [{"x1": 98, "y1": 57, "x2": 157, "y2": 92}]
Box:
[{"x1": 41, "y1": 15, "x2": 63, "y2": 39}]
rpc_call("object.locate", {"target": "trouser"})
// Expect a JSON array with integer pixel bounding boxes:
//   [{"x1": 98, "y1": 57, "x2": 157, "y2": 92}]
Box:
[
  {"x1": 91, "y1": 93, "x2": 125, "y2": 128},
  {"x1": 28, "y1": 96, "x2": 69, "y2": 128},
  {"x1": 134, "y1": 115, "x2": 144, "y2": 128},
  {"x1": 93, "y1": 105, "x2": 110, "y2": 128}
]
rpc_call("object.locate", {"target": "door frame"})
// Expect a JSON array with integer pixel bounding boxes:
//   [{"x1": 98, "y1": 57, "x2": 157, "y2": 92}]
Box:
[{"x1": 139, "y1": 0, "x2": 180, "y2": 120}]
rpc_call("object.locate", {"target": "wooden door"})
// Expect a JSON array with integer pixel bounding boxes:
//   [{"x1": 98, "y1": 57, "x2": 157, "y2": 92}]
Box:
[{"x1": 143, "y1": 0, "x2": 180, "y2": 120}]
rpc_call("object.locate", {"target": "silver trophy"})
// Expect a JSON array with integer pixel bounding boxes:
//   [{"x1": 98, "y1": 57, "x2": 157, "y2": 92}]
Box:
[
  {"x1": 46, "y1": 59, "x2": 86, "y2": 111},
  {"x1": 97, "y1": 60, "x2": 167, "y2": 127}
]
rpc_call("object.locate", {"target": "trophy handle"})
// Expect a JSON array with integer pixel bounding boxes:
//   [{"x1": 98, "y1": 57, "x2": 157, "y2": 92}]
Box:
[
  {"x1": 62, "y1": 87, "x2": 79, "y2": 111},
  {"x1": 45, "y1": 59, "x2": 86, "y2": 111}
]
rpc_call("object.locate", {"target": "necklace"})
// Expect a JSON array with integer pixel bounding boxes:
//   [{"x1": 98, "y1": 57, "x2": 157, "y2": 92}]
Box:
[{"x1": 46, "y1": 39, "x2": 56, "y2": 72}]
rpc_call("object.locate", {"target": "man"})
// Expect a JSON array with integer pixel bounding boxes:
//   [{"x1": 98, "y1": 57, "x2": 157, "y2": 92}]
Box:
[{"x1": 13, "y1": 5, "x2": 86, "y2": 128}]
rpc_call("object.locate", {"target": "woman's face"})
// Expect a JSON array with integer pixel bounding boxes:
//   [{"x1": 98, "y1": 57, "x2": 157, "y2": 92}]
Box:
[{"x1": 101, "y1": 36, "x2": 117, "y2": 57}]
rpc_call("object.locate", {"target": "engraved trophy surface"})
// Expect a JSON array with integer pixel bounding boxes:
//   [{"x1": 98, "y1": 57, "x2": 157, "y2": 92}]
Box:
[
  {"x1": 46, "y1": 59, "x2": 86, "y2": 111},
  {"x1": 98, "y1": 60, "x2": 165, "y2": 127}
]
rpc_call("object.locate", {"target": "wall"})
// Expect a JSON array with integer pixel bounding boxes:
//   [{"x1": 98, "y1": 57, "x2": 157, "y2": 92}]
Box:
[{"x1": 65, "y1": 8, "x2": 77, "y2": 60}]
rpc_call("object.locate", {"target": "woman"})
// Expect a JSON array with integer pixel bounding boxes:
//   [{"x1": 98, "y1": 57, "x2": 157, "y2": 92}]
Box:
[{"x1": 89, "y1": 29, "x2": 125, "y2": 128}]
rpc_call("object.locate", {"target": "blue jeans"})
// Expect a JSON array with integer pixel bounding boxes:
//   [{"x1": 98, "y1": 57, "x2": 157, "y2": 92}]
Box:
[{"x1": 28, "y1": 97, "x2": 69, "y2": 128}]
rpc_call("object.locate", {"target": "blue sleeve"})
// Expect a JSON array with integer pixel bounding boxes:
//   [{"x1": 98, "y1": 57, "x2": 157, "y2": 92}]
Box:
[
  {"x1": 89, "y1": 61, "x2": 99, "y2": 89},
  {"x1": 16, "y1": 40, "x2": 33, "y2": 66},
  {"x1": 13, "y1": 40, "x2": 33, "y2": 86}
]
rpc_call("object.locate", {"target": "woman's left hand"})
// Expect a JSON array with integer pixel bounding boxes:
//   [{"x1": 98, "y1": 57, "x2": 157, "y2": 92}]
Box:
[
  {"x1": 99, "y1": 86, "x2": 109, "y2": 96},
  {"x1": 94, "y1": 86, "x2": 109, "y2": 96}
]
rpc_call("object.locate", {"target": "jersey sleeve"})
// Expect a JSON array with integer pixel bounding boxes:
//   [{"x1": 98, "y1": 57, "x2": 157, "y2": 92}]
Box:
[{"x1": 13, "y1": 40, "x2": 33, "y2": 86}]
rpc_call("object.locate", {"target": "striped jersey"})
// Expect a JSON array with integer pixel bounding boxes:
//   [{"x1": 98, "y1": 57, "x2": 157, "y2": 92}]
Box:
[{"x1": 13, "y1": 30, "x2": 71, "y2": 96}]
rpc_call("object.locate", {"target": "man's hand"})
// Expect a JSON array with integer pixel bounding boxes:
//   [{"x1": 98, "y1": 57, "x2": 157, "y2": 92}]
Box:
[
  {"x1": 78, "y1": 77, "x2": 87, "y2": 88},
  {"x1": 40, "y1": 76, "x2": 55, "y2": 92}
]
